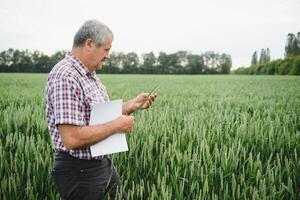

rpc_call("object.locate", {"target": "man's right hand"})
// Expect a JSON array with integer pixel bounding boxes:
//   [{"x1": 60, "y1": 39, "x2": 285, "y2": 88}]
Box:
[{"x1": 114, "y1": 115, "x2": 134, "y2": 133}]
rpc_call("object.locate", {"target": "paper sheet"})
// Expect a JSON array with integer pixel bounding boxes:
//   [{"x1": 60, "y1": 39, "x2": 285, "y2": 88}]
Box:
[{"x1": 89, "y1": 99, "x2": 128, "y2": 157}]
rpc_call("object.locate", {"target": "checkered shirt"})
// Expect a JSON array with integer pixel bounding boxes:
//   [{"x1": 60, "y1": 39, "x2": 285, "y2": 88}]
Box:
[{"x1": 45, "y1": 53, "x2": 109, "y2": 160}]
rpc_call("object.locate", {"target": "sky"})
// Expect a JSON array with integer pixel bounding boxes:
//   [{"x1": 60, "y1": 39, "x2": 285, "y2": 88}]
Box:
[{"x1": 0, "y1": 0, "x2": 299, "y2": 69}]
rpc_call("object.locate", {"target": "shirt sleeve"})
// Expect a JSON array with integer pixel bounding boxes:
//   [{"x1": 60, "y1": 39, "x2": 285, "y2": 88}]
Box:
[{"x1": 51, "y1": 77, "x2": 84, "y2": 126}]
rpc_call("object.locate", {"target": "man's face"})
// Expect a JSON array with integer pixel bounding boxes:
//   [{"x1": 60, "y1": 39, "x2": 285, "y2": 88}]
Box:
[{"x1": 88, "y1": 35, "x2": 112, "y2": 71}]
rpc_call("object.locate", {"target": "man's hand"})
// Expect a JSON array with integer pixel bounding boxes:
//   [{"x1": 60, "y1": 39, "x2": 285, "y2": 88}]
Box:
[
  {"x1": 122, "y1": 92, "x2": 158, "y2": 115},
  {"x1": 115, "y1": 115, "x2": 134, "y2": 133},
  {"x1": 134, "y1": 92, "x2": 158, "y2": 110}
]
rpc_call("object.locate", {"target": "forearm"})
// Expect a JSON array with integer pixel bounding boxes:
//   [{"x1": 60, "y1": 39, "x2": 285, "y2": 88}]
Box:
[
  {"x1": 59, "y1": 122, "x2": 119, "y2": 149},
  {"x1": 76, "y1": 123, "x2": 117, "y2": 148}
]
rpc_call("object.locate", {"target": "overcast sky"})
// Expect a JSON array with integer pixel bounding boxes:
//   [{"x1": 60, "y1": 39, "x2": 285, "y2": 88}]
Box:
[{"x1": 0, "y1": 0, "x2": 299, "y2": 68}]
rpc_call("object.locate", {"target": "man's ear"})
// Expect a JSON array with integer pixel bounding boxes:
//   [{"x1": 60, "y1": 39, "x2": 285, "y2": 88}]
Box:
[{"x1": 84, "y1": 39, "x2": 94, "y2": 51}]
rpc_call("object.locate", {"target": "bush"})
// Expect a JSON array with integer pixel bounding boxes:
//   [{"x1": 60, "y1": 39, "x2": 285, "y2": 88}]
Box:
[{"x1": 289, "y1": 56, "x2": 300, "y2": 75}]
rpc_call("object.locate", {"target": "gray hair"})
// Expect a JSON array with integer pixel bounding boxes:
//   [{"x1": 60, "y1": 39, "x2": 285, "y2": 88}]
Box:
[{"x1": 73, "y1": 20, "x2": 114, "y2": 48}]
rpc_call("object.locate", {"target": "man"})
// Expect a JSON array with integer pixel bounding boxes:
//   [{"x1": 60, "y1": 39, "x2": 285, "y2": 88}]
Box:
[{"x1": 45, "y1": 20, "x2": 157, "y2": 200}]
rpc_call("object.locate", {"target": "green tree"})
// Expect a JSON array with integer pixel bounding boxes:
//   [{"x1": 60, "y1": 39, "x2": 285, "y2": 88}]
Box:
[
  {"x1": 264, "y1": 61, "x2": 277, "y2": 75},
  {"x1": 293, "y1": 32, "x2": 300, "y2": 56},
  {"x1": 101, "y1": 52, "x2": 124, "y2": 73},
  {"x1": 18, "y1": 50, "x2": 32, "y2": 72},
  {"x1": 175, "y1": 51, "x2": 188, "y2": 74},
  {"x1": 297, "y1": 32, "x2": 300, "y2": 54},
  {"x1": 0, "y1": 48, "x2": 14, "y2": 72},
  {"x1": 202, "y1": 51, "x2": 218, "y2": 74},
  {"x1": 122, "y1": 52, "x2": 139, "y2": 73},
  {"x1": 49, "y1": 50, "x2": 67, "y2": 69},
  {"x1": 141, "y1": 52, "x2": 156, "y2": 74},
  {"x1": 284, "y1": 33, "x2": 300, "y2": 57},
  {"x1": 157, "y1": 52, "x2": 168, "y2": 74},
  {"x1": 277, "y1": 58, "x2": 292, "y2": 75},
  {"x1": 265, "y1": 48, "x2": 271, "y2": 62},
  {"x1": 259, "y1": 48, "x2": 266, "y2": 64},
  {"x1": 219, "y1": 54, "x2": 232, "y2": 74},
  {"x1": 289, "y1": 56, "x2": 300, "y2": 75},
  {"x1": 251, "y1": 51, "x2": 258, "y2": 66},
  {"x1": 186, "y1": 54, "x2": 204, "y2": 74}
]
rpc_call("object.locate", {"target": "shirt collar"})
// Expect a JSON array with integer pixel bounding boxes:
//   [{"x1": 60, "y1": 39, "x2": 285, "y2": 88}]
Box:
[{"x1": 65, "y1": 52, "x2": 96, "y2": 78}]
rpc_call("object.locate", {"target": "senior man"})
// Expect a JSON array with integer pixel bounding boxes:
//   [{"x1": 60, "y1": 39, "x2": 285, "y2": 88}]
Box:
[{"x1": 45, "y1": 20, "x2": 157, "y2": 200}]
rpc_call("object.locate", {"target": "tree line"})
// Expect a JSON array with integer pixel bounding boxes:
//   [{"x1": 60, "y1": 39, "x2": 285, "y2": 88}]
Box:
[
  {"x1": 251, "y1": 48, "x2": 271, "y2": 66},
  {"x1": 0, "y1": 49, "x2": 232, "y2": 74},
  {"x1": 234, "y1": 32, "x2": 300, "y2": 75}
]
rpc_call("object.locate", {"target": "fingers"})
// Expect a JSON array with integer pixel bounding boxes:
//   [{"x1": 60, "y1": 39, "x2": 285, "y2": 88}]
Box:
[
  {"x1": 136, "y1": 92, "x2": 158, "y2": 110},
  {"x1": 144, "y1": 92, "x2": 158, "y2": 109},
  {"x1": 150, "y1": 92, "x2": 157, "y2": 101},
  {"x1": 124, "y1": 115, "x2": 134, "y2": 133},
  {"x1": 116, "y1": 115, "x2": 134, "y2": 133}
]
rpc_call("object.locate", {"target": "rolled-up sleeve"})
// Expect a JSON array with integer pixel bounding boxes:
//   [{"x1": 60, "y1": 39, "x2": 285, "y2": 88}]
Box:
[{"x1": 51, "y1": 77, "x2": 84, "y2": 126}]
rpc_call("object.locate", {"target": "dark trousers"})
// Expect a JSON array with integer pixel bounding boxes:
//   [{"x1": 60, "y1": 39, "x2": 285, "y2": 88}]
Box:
[{"x1": 52, "y1": 151, "x2": 127, "y2": 200}]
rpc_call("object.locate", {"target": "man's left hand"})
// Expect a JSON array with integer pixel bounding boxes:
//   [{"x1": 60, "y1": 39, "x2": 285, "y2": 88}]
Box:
[{"x1": 134, "y1": 92, "x2": 158, "y2": 110}]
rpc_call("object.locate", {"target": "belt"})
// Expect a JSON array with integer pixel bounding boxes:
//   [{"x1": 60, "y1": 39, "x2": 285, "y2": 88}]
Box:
[{"x1": 54, "y1": 150, "x2": 107, "y2": 162}]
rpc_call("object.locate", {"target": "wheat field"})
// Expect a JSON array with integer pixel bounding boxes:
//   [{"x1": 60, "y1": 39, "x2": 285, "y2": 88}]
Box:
[{"x1": 0, "y1": 74, "x2": 299, "y2": 199}]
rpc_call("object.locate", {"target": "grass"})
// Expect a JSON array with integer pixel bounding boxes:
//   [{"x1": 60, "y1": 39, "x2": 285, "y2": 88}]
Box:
[{"x1": 0, "y1": 73, "x2": 299, "y2": 199}]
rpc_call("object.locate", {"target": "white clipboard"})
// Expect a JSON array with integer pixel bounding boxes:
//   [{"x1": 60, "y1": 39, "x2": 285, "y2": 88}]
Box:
[{"x1": 89, "y1": 99, "x2": 128, "y2": 157}]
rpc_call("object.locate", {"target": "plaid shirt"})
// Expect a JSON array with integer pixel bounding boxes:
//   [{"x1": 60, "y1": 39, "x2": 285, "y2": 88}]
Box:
[{"x1": 45, "y1": 53, "x2": 109, "y2": 160}]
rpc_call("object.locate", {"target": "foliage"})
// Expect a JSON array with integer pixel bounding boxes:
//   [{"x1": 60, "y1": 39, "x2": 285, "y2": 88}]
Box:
[
  {"x1": 235, "y1": 32, "x2": 300, "y2": 75},
  {"x1": 234, "y1": 56, "x2": 300, "y2": 75},
  {"x1": 0, "y1": 49, "x2": 232, "y2": 74},
  {"x1": 0, "y1": 49, "x2": 66, "y2": 73},
  {"x1": 251, "y1": 51, "x2": 258, "y2": 66},
  {"x1": 0, "y1": 74, "x2": 300, "y2": 199},
  {"x1": 258, "y1": 48, "x2": 271, "y2": 65},
  {"x1": 285, "y1": 32, "x2": 300, "y2": 58}
]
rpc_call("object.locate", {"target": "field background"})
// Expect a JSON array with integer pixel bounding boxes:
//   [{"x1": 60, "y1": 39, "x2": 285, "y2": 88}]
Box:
[{"x1": 0, "y1": 74, "x2": 299, "y2": 199}]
